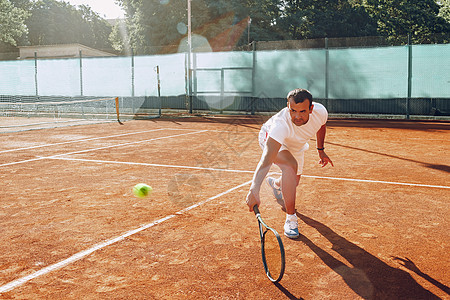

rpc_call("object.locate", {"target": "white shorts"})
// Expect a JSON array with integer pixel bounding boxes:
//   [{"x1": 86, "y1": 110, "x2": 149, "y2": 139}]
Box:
[{"x1": 258, "y1": 129, "x2": 308, "y2": 175}]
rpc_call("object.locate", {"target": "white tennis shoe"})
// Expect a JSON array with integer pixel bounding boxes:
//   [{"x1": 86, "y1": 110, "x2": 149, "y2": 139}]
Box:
[{"x1": 284, "y1": 218, "x2": 299, "y2": 239}]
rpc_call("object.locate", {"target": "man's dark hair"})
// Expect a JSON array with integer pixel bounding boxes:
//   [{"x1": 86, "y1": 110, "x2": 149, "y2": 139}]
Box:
[{"x1": 287, "y1": 88, "x2": 313, "y2": 107}]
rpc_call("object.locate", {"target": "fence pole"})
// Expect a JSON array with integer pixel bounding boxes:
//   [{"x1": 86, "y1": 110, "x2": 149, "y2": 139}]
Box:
[
  {"x1": 407, "y1": 34, "x2": 412, "y2": 119},
  {"x1": 131, "y1": 48, "x2": 135, "y2": 97},
  {"x1": 79, "y1": 50, "x2": 83, "y2": 96},
  {"x1": 187, "y1": 0, "x2": 193, "y2": 114},
  {"x1": 220, "y1": 68, "x2": 225, "y2": 106},
  {"x1": 251, "y1": 41, "x2": 256, "y2": 115},
  {"x1": 193, "y1": 52, "x2": 197, "y2": 99},
  {"x1": 325, "y1": 38, "x2": 329, "y2": 101},
  {"x1": 34, "y1": 52, "x2": 38, "y2": 96},
  {"x1": 156, "y1": 65, "x2": 162, "y2": 117}
]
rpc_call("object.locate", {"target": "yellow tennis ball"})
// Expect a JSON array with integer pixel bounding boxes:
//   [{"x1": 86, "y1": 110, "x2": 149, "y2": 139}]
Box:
[{"x1": 133, "y1": 183, "x2": 152, "y2": 198}]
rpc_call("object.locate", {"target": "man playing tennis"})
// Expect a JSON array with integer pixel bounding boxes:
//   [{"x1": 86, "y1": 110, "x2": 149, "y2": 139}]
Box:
[{"x1": 246, "y1": 88, "x2": 333, "y2": 238}]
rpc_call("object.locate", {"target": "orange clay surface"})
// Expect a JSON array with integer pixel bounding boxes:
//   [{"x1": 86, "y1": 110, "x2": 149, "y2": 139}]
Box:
[{"x1": 0, "y1": 116, "x2": 449, "y2": 299}]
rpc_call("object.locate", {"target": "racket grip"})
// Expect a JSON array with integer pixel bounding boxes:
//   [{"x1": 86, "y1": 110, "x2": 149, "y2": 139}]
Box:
[{"x1": 253, "y1": 205, "x2": 260, "y2": 215}]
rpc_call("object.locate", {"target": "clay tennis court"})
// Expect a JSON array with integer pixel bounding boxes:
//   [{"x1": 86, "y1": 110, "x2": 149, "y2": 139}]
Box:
[{"x1": 0, "y1": 116, "x2": 449, "y2": 299}]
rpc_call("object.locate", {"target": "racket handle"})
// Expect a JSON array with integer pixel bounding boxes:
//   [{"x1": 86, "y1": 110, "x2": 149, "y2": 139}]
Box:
[{"x1": 253, "y1": 205, "x2": 260, "y2": 215}]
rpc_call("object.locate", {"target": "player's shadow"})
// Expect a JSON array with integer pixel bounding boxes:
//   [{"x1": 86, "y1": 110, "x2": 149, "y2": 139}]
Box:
[
  {"x1": 295, "y1": 212, "x2": 441, "y2": 299},
  {"x1": 322, "y1": 140, "x2": 450, "y2": 174},
  {"x1": 274, "y1": 282, "x2": 304, "y2": 300},
  {"x1": 392, "y1": 257, "x2": 450, "y2": 295}
]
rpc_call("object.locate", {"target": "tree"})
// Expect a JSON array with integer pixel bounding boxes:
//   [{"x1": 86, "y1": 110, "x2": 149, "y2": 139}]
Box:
[
  {"x1": 114, "y1": 0, "x2": 283, "y2": 54},
  {"x1": 277, "y1": 0, "x2": 378, "y2": 40},
  {"x1": 438, "y1": 0, "x2": 450, "y2": 22},
  {"x1": 114, "y1": 0, "x2": 185, "y2": 54},
  {"x1": 203, "y1": 0, "x2": 284, "y2": 42},
  {"x1": 77, "y1": 4, "x2": 114, "y2": 50},
  {"x1": 25, "y1": 0, "x2": 113, "y2": 49},
  {"x1": 236, "y1": 0, "x2": 284, "y2": 42},
  {"x1": 0, "y1": 0, "x2": 30, "y2": 46},
  {"x1": 113, "y1": 0, "x2": 189, "y2": 54},
  {"x1": 114, "y1": 0, "x2": 449, "y2": 52},
  {"x1": 9, "y1": 0, "x2": 32, "y2": 9},
  {"x1": 109, "y1": 19, "x2": 129, "y2": 54},
  {"x1": 364, "y1": 0, "x2": 450, "y2": 44}
]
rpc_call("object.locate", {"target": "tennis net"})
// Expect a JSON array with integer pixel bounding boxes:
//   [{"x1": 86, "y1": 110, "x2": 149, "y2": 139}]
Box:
[
  {"x1": 0, "y1": 96, "x2": 163, "y2": 123},
  {"x1": 0, "y1": 97, "x2": 121, "y2": 120}
]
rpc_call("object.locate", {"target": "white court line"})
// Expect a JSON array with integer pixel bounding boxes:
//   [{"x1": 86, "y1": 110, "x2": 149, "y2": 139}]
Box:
[
  {"x1": 0, "y1": 179, "x2": 252, "y2": 294},
  {"x1": 0, "y1": 128, "x2": 165, "y2": 154},
  {"x1": 0, "y1": 119, "x2": 85, "y2": 128},
  {"x1": 301, "y1": 175, "x2": 450, "y2": 189},
  {"x1": 45, "y1": 156, "x2": 450, "y2": 190},
  {"x1": 48, "y1": 130, "x2": 208, "y2": 158},
  {"x1": 0, "y1": 130, "x2": 208, "y2": 168},
  {"x1": 0, "y1": 127, "x2": 252, "y2": 154},
  {"x1": 0, "y1": 128, "x2": 251, "y2": 154}
]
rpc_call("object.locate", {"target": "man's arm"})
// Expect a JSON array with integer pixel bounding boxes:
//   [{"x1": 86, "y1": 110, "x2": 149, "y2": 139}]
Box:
[
  {"x1": 246, "y1": 137, "x2": 281, "y2": 211},
  {"x1": 316, "y1": 124, "x2": 333, "y2": 167}
]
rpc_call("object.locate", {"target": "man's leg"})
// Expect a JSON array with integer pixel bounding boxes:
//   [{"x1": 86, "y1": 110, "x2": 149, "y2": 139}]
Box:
[
  {"x1": 274, "y1": 150, "x2": 299, "y2": 215},
  {"x1": 273, "y1": 175, "x2": 301, "y2": 187},
  {"x1": 274, "y1": 150, "x2": 301, "y2": 238},
  {"x1": 270, "y1": 175, "x2": 301, "y2": 205}
]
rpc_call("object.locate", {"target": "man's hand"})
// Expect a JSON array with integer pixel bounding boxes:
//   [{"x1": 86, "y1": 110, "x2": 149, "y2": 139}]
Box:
[
  {"x1": 246, "y1": 189, "x2": 260, "y2": 212},
  {"x1": 318, "y1": 151, "x2": 334, "y2": 167}
]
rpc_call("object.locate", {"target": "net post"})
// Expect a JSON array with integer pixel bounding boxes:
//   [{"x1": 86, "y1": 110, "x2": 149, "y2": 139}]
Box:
[{"x1": 115, "y1": 97, "x2": 123, "y2": 124}]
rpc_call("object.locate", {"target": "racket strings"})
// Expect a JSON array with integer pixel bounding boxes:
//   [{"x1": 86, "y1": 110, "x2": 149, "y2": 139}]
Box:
[{"x1": 263, "y1": 230, "x2": 283, "y2": 281}]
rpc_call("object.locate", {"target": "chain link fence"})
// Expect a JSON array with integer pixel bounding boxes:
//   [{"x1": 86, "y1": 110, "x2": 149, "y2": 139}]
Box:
[{"x1": 1, "y1": 38, "x2": 449, "y2": 119}]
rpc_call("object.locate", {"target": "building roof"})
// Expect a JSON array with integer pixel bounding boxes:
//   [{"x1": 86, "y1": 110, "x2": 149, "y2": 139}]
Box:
[{"x1": 18, "y1": 43, "x2": 116, "y2": 59}]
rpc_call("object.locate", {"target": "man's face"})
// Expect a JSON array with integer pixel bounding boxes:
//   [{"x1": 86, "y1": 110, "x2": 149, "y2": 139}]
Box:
[{"x1": 287, "y1": 98, "x2": 313, "y2": 126}]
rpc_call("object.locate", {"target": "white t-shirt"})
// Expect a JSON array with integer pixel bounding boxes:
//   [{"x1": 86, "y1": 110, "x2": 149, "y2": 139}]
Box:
[{"x1": 261, "y1": 102, "x2": 328, "y2": 154}]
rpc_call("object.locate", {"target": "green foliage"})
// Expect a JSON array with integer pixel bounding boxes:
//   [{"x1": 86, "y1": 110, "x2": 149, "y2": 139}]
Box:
[
  {"x1": 364, "y1": 0, "x2": 450, "y2": 44},
  {"x1": 0, "y1": 0, "x2": 30, "y2": 46},
  {"x1": 109, "y1": 20, "x2": 127, "y2": 53},
  {"x1": 114, "y1": 0, "x2": 380, "y2": 52},
  {"x1": 113, "y1": 0, "x2": 183, "y2": 54},
  {"x1": 3, "y1": 0, "x2": 449, "y2": 54},
  {"x1": 438, "y1": 0, "x2": 450, "y2": 22},
  {"x1": 114, "y1": 0, "x2": 283, "y2": 54},
  {"x1": 25, "y1": 0, "x2": 113, "y2": 49},
  {"x1": 278, "y1": 0, "x2": 378, "y2": 39},
  {"x1": 242, "y1": 0, "x2": 285, "y2": 41}
]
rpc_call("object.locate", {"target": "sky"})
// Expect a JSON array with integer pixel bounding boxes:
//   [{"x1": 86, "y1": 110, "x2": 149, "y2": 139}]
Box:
[{"x1": 62, "y1": 0, "x2": 125, "y2": 19}]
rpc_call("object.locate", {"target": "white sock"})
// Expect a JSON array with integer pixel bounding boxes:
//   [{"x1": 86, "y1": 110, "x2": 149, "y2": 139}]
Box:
[{"x1": 286, "y1": 214, "x2": 297, "y2": 222}]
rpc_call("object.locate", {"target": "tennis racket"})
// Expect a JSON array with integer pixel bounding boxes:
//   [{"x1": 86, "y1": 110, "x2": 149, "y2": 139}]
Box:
[{"x1": 253, "y1": 205, "x2": 285, "y2": 282}]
